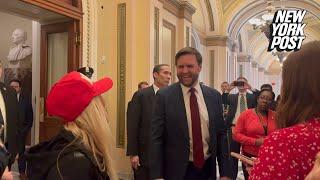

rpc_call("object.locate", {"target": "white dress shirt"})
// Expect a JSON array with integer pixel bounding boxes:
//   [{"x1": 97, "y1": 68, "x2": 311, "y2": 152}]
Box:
[
  {"x1": 153, "y1": 84, "x2": 160, "y2": 94},
  {"x1": 180, "y1": 81, "x2": 210, "y2": 161}
]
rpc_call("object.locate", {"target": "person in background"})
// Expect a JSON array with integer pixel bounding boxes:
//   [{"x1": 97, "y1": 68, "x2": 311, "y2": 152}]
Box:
[
  {"x1": 226, "y1": 77, "x2": 256, "y2": 179},
  {"x1": 0, "y1": 62, "x2": 20, "y2": 170},
  {"x1": 138, "y1": 81, "x2": 149, "y2": 90},
  {"x1": 249, "y1": 84, "x2": 277, "y2": 111},
  {"x1": 250, "y1": 41, "x2": 320, "y2": 179},
  {"x1": 150, "y1": 47, "x2": 231, "y2": 180},
  {"x1": 77, "y1": 67, "x2": 94, "y2": 79},
  {"x1": 127, "y1": 64, "x2": 171, "y2": 180},
  {"x1": 233, "y1": 89, "x2": 276, "y2": 180},
  {"x1": 9, "y1": 79, "x2": 33, "y2": 180},
  {"x1": 221, "y1": 81, "x2": 230, "y2": 107},
  {"x1": 25, "y1": 71, "x2": 118, "y2": 179}
]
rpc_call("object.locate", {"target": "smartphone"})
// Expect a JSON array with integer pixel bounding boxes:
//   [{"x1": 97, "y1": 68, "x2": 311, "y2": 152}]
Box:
[
  {"x1": 234, "y1": 81, "x2": 244, "y2": 87},
  {"x1": 230, "y1": 152, "x2": 254, "y2": 166}
]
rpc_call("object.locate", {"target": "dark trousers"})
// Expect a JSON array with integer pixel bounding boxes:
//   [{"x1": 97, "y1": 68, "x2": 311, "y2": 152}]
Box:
[
  {"x1": 229, "y1": 129, "x2": 241, "y2": 180},
  {"x1": 18, "y1": 145, "x2": 26, "y2": 173},
  {"x1": 133, "y1": 165, "x2": 149, "y2": 180},
  {"x1": 184, "y1": 158, "x2": 212, "y2": 180},
  {"x1": 241, "y1": 152, "x2": 255, "y2": 180}
]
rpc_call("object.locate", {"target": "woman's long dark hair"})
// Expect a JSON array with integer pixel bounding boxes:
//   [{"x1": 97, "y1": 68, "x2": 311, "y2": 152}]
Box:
[{"x1": 277, "y1": 41, "x2": 320, "y2": 128}]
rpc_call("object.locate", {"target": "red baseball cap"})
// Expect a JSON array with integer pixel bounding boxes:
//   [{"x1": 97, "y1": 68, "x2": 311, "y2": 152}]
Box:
[{"x1": 46, "y1": 71, "x2": 113, "y2": 123}]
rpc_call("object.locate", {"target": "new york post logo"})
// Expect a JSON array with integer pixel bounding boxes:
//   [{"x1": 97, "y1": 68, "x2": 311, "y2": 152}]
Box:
[{"x1": 268, "y1": 10, "x2": 306, "y2": 52}]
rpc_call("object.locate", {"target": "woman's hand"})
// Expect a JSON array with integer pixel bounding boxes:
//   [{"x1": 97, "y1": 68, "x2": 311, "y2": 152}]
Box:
[
  {"x1": 305, "y1": 153, "x2": 320, "y2": 180},
  {"x1": 255, "y1": 138, "x2": 265, "y2": 146},
  {"x1": 245, "y1": 157, "x2": 256, "y2": 176}
]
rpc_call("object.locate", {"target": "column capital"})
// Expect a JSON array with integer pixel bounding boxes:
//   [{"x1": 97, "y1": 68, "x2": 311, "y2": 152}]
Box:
[
  {"x1": 205, "y1": 35, "x2": 228, "y2": 46},
  {"x1": 160, "y1": 0, "x2": 196, "y2": 22},
  {"x1": 227, "y1": 38, "x2": 238, "y2": 52},
  {"x1": 237, "y1": 53, "x2": 251, "y2": 62},
  {"x1": 251, "y1": 61, "x2": 258, "y2": 68},
  {"x1": 258, "y1": 67, "x2": 265, "y2": 72}
]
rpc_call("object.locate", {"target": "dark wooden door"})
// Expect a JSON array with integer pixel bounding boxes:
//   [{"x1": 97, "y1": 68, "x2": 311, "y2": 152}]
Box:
[{"x1": 39, "y1": 21, "x2": 80, "y2": 142}]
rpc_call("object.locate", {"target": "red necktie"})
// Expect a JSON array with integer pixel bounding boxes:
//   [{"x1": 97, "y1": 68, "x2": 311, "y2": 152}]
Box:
[{"x1": 189, "y1": 88, "x2": 205, "y2": 169}]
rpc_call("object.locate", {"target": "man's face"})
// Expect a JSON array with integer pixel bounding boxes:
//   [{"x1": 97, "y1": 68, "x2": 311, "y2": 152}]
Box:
[
  {"x1": 176, "y1": 54, "x2": 201, "y2": 87},
  {"x1": 12, "y1": 29, "x2": 25, "y2": 44},
  {"x1": 10, "y1": 81, "x2": 21, "y2": 93},
  {"x1": 221, "y1": 83, "x2": 229, "y2": 92},
  {"x1": 154, "y1": 65, "x2": 172, "y2": 87}
]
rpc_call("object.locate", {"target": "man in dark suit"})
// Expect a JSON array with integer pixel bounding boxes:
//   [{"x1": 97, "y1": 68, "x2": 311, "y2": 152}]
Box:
[
  {"x1": 151, "y1": 47, "x2": 231, "y2": 180},
  {"x1": 127, "y1": 64, "x2": 172, "y2": 180},
  {"x1": 0, "y1": 64, "x2": 20, "y2": 170},
  {"x1": 225, "y1": 77, "x2": 256, "y2": 179},
  {"x1": 9, "y1": 79, "x2": 33, "y2": 179}
]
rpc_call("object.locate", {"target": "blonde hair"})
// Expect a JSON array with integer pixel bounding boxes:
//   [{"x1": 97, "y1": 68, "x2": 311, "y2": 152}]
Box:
[{"x1": 64, "y1": 96, "x2": 118, "y2": 179}]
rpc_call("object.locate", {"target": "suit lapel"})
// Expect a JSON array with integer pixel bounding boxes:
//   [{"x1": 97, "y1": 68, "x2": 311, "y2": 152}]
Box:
[
  {"x1": 201, "y1": 85, "x2": 214, "y2": 131},
  {"x1": 235, "y1": 93, "x2": 239, "y2": 105},
  {"x1": 0, "y1": 85, "x2": 8, "y2": 109},
  {"x1": 174, "y1": 83, "x2": 189, "y2": 140}
]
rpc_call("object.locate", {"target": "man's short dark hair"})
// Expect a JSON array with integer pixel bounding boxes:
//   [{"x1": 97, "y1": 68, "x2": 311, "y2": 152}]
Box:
[
  {"x1": 138, "y1": 81, "x2": 149, "y2": 89},
  {"x1": 237, "y1": 77, "x2": 248, "y2": 82},
  {"x1": 175, "y1": 47, "x2": 202, "y2": 65},
  {"x1": 9, "y1": 79, "x2": 22, "y2": 87},
  {"x1": 221, "y1": 81, "x2": 229, "y2": 85},
  {"x1": 153, "y1": 64, "x2": 169, "y2": 79},
  {"x1": 260, "y1": 84, "x2": 273, "y2": 91}
]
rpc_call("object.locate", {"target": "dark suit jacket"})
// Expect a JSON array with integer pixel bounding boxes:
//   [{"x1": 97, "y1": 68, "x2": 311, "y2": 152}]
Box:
[
  {"x1": 0, "y1": 83, "x2": 19, "y2": 158},
  {"x1": 150, "y1": 83, "x2": 231, "y2": 180},
  {"x1": 18, "y1": 92, "x2": 33, "y2": 152},
  {"x1": 225, "y1": 93, "x2": 256, "y2": 127},
  {"x1": 126, "y1": 86, "x2": 156, "y2": 166}
]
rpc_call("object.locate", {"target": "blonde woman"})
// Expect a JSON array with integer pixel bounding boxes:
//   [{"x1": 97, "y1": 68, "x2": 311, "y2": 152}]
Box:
[{"x1": 25, "y1": 71, "x2": 118, "y2": 180}]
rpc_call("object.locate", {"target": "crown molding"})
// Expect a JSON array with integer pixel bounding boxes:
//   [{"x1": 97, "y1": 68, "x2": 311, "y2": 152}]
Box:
[{"x1": 159, "y1": 0, "x2": 196, "y2": 22}]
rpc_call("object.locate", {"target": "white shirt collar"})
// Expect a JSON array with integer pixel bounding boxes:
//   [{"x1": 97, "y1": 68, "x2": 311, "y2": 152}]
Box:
[
  {"x1": 180, "y1": 81, "x2": 201, "y2": 95},
  {"x1": 153, "y1": 84, "x2": 160, "y2": 94}
]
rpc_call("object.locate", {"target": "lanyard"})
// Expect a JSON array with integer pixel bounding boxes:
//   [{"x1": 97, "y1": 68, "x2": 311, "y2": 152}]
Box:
[{"x1": 255, "y1": 109, "x2": 269, "y2": 136}]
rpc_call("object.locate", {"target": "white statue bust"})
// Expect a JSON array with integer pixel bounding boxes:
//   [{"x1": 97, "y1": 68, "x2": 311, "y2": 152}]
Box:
[{"x1": 6, "y1": 29, "x2": 32, "y2": 68}]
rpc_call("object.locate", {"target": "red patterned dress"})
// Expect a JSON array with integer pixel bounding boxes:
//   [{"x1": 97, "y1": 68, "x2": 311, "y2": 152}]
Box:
[{"x1": 250, "y1": 118, "x2": 320, "y2": 180}]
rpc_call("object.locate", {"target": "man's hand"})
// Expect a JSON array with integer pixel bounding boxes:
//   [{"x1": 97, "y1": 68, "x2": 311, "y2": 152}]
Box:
[
  {"x1": 255, "y1": 138, "x2": 264, "y2": 146},
  {"x1": 130, "y1": 155, "x2": 140, "y2": 170},
  {"x1": 228, "y1": 81, "x2": 236, "y2": 91},
  {"x1": 244, "y1": 82, "x2": 252, "y2": 91}
]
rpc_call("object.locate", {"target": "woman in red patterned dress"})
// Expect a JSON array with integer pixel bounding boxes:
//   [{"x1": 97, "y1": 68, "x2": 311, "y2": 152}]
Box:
[{"x1": 250, "y1": 41, "x2": 320, "y2": 180}]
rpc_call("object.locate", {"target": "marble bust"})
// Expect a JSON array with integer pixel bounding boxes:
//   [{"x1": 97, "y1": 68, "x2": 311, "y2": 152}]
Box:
[{"x1": 6, "y1": 28, "x2": 32, "y2": 69}]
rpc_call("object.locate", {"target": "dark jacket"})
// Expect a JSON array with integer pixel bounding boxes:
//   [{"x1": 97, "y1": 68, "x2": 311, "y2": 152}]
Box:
[
  {"x1": 126, "y1": 86, "x2": 156, "y2": 166},
  {"x1": 0, "y1": 83, "x2": 19, "y2": 165},
  {"x1": 225, "y1": 93, "x2": 256, "y2": 128},
  {"x1": 150, "y1": 83, "x2": 231, "y2": 180},
  {"x1": 25, "y1": 129, "x2": 109, "y2": 180},
  {"x1": 18, "y1": 92, "x2": 33, "y2": 152},
  {"x1": 0, "y1": 145, "x2": 9, "y2": 177}
]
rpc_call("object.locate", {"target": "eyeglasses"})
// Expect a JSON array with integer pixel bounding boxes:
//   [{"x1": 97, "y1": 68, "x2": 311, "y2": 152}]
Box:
[{"x1": 258, "y1": 95, "x2": 272, "y2": 102}]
